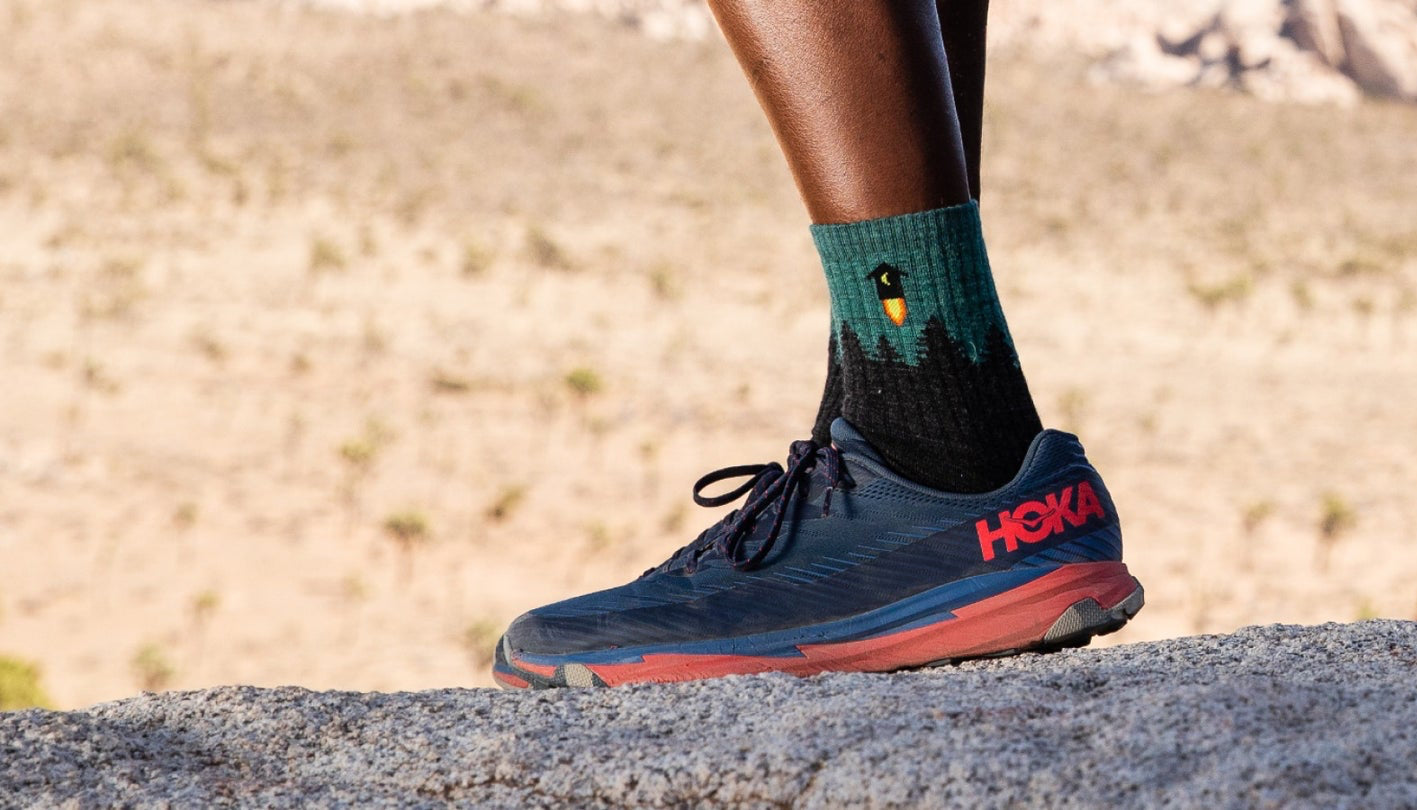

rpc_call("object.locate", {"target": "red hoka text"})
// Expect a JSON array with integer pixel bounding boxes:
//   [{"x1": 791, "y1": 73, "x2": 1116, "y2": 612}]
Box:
[{"x1": 976, "y1": 481, "x2": 1106, "y2": 561}]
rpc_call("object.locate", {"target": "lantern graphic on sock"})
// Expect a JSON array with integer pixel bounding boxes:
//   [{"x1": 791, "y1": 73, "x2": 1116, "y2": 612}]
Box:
[{"x1": 867, "y1": 263, "x2": 908, "y2": 326}]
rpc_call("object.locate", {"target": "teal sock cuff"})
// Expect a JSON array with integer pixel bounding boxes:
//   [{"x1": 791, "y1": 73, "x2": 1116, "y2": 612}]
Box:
[
  {"x1": 810, "y1": 200, "x2": 987, "y2": 270},
  {"x1": 810, "y1": 200, "x2": 1011, "y2": 365}
]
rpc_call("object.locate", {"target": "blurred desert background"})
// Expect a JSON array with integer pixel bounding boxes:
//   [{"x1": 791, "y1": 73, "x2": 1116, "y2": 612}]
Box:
[{"x1": 2, "y1": 0, "x2": 1415, "y2": 710}]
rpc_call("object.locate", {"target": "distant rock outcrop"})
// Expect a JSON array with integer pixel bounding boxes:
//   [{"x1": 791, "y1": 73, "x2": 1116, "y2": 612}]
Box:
[
  {"x1": 997, "y1": 0, "x2": 1417, "y2": 105},
  {"x1": 294, "y1": 0, "x2": 1417, "y2": 105}
]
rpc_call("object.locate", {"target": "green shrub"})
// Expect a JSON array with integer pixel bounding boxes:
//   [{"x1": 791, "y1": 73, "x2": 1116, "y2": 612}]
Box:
[
  {"x1": 461, "y1": 620, "x2": 501, "y2": 668},
  {"x1": 486, "y1": 485, "x2": 526, "y2": 522},
  {"x1": 308, "y1": 235, "x2": 347, "y2": 274},
  {"x1": 383, "y1": 510, "x2": 431, "y2": 548},
  {"x1": 564, "y1": 367, "x2": 603, "y2": 397},
  {"x1": 1319, "y1": 492, "x2": 1356, "y2": 540},
  {"x1": 132, "y1": 644, "x2": 175, "y2": 692},
  {"x1": 0, "y1": 656, "x2": 54, "y2": 711},
  {"x1": 525, "y1": 224, "x2": 570, "y2": 269}
]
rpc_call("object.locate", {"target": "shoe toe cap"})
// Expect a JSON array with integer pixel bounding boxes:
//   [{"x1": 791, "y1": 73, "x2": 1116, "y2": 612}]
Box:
[
  {"x1": 501, "y1": 572, "x2": 712, "y2": 656},
  {"x1": 502, "y1": 604, "x2": 608, "y2": 656}
]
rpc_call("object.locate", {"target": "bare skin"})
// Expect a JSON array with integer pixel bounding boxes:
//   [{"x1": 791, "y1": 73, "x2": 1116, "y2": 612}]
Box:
[{"x1": 704, "y1": 0, "x2": 987, "y2": 223}]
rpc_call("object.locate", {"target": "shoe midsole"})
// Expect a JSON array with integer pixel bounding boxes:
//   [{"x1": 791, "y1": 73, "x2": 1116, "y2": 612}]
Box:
[{"x1": 509, "y1": 562, "x2": 1131, "y2": 669}]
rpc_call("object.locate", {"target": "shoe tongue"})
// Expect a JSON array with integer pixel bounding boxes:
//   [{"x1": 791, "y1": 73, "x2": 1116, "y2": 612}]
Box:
[{"x1": 828, "y1": 417, "x2": 886, "y2": 466}]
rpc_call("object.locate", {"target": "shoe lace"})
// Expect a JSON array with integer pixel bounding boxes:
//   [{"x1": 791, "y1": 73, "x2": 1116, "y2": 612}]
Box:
[{"x1": 647, "y1": 439, "x2": 854, "y2": 575}]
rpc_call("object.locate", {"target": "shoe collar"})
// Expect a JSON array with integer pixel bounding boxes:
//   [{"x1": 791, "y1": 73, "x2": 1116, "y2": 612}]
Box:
[{"x1": 828, "y1": 417, "x2": 1081, "y2": 500}]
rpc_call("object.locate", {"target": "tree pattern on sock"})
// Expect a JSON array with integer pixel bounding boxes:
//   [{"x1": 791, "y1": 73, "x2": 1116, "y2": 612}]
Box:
[{"x1": 810, "y1": 200, "x2": 1041, "y2": 493}]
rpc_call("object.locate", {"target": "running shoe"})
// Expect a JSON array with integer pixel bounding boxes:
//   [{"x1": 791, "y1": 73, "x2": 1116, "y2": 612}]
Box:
[{"x1": 493, "y1": 418, "x2": 1142, "y2": 689}]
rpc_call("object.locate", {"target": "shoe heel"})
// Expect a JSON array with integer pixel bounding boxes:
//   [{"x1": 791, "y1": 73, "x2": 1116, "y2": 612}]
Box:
[
  {"x1": 1039, "y1": 579, "x2": 1145, "y2": 649},
  {"x1": 920, "y1": 562, "x2": 1144, "y2": 665}
]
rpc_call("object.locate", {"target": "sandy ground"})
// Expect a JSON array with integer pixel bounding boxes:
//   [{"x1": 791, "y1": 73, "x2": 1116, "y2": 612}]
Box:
[{"x1": 1, "y1": 0, "x2": 1415, "y2": 710}]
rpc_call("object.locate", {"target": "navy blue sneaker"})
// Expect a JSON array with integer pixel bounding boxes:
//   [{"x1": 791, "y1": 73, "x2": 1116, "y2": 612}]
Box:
[{"x1": 494, "y1": 418, "x2": 1143, "y2": 689}]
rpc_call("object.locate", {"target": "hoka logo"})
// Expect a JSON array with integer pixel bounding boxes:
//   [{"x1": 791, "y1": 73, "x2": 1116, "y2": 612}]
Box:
[{"x1": 975, "y1": 481, "x2": 1106, "y2": 561}]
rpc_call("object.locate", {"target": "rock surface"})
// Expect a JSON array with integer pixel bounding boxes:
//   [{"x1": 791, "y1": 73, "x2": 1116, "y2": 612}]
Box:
[{"x1": 3, "y1": 621, "x2": 1415, "y2": 807}]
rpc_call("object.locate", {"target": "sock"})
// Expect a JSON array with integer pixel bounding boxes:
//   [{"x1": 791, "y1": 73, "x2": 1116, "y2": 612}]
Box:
[{"x1": 808, "y1": 200, "x2": 1042, "y2": 493}]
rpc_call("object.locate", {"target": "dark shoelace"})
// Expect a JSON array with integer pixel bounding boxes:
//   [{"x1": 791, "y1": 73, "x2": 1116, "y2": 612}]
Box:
[{"x1": 648, "y1": 440, "x2": 854, "y2": 575}]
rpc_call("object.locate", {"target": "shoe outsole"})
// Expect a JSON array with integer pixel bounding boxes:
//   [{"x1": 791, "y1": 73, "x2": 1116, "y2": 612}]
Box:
[
  {"x1": 921, "y1": 579, "x2": 1145, "y2": 666},
  {"x1": 493, "y1": 562, "x2": 1144, "y2": 690}
]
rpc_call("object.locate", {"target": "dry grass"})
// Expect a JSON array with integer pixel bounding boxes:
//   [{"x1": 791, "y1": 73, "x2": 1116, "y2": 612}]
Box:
[{"x1": 0, "y1": 0, "x2": 1414, "y2": 708}]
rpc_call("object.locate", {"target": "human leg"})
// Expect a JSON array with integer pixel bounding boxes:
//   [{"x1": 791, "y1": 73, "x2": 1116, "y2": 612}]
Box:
[
  {"x1": 709, "y1": 0, "x2": 1038, "y2": 492},
  {"x1": 493, "y1": 0, "x2": 1141, "y2": 690},
  {"x1": 705, "y1": 0, "x2": 973, "y2": 223}
]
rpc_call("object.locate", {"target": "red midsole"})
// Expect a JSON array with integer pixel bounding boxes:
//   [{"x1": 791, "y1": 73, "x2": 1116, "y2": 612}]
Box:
[
  {"x1": 493, "y1": 671, "x2": 531, "y2": 689},
  {"x1": 509, "y1": 562, "x2": 1137, "y2": 687}
]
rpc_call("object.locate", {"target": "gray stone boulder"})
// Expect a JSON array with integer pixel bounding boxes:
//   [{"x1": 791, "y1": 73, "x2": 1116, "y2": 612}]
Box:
[
  {"x1": 1290, "y1": 0, "x2": 1349, "y2": 67},
  {"x1": 1336, "y1": 0, "x2": 1417, "y2": 99},
  {"x1": 3, "y1": 621, "x2": 1415, "y2": 807},
  {"x1": 1095, "y1": 0, "x2": 1367, "y2": 104},
  {"x1": 1029, "y1": 0, "x2": 1417, "y2": 105}
]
